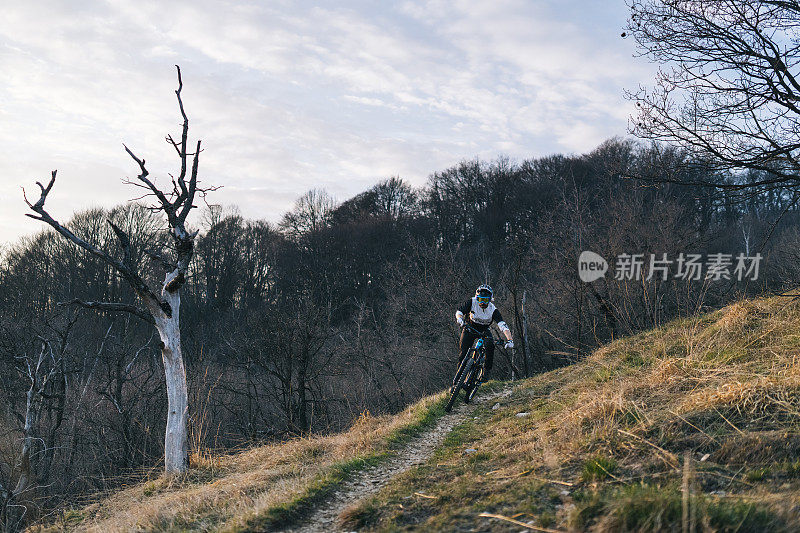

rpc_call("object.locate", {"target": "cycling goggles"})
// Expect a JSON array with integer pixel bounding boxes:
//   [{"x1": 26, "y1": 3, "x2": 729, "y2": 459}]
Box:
[{"x1": 477, "y1": 295, "x2": 491, "y2": 304}]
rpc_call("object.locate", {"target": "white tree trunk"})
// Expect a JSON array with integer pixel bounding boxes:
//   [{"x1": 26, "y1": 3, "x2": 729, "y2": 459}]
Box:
[
  {"x1": 13, "y1": 388, "x2": 36, "y2": 497},
  {"x1": 7, "y1": 379, "x2": 38, "y2": 532},
  {"x1": 153, "y1": 272, "x2": 189, "y2": 474}
]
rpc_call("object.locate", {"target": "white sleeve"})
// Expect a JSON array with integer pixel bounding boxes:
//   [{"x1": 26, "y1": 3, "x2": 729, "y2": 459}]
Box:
[
  {"x1": 455, "y1": 310, "x2": 464, "y2": 322},
  {"x1": 497, "y1": 320, "x2": 510, "y2": 333}
]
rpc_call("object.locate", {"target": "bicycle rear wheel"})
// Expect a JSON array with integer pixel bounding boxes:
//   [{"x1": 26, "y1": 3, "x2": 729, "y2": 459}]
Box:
[{"x1": 446, "y1": 358, "x2": 473, "y2": 412}]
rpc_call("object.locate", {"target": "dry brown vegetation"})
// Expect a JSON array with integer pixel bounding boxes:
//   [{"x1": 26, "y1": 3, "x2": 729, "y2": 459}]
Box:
[
  {"x1": 342, "y1": 295, "x2": 800, "y2": 531},
  {"x1": 28, "y1": 294, "x2": 800, "y2": 532},
  {"x1": 30, "y1": 393, "x2": 445, "y2": 532}
]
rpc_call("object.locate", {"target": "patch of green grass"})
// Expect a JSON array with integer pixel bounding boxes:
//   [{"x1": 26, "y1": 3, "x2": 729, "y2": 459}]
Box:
[
  {"x1": 570, "y1": 488, "x2": 611, "y2": 529},
  {"x1": 621, "y1": 350, "x2": 648, "y2": 367},
  {"x1": 745, "y1": 466, "x2": 772, "y2": 482},
  {"x1": 665, "y1": 342, "x2": 688, "y2": 358},
  {"x1": 466, "y1": 451, "x2": 492, "y2": 464},
  {"x1": 700, "y1": 347, "x2": 750, "y2": 364},
  {"x1": 60, "y1": 509, "x2": 86, "y2": 527},
  {"x1": 235, "y1": 395, "x2": 450, "y2": 532},
  {"x1": 612, "y1": 485, "x2": 683, "y2": 530},
  {"x1": 539, "y1": 510, "x2": 556, "y2": 528},
  {"x1": 490, "y1": 481, "x2": 563, "y2": 518},
  {"x1": 704, "y1": 498, "x2": 781, "y2": 532},
  {"x1": 581, "y1": 455, "x2": 618, "y2": 482},
  {"x1": 571, "y1": 483, "x2": 783, "y2": 532},
  {"x1": 785, "y1": 460, "x2": 800, "y2": 477},
  {"x1": 142, "y1": 480, "x2": 159, "y2": 497},
  {"x1": 435, "y1": 419, "x2": 484, "y2": 461},
  {"x1": 593, "y1": 366, "x2": 617, "y2": 383},
  {"x1": 240, "y1": 454, "x2": 387, "y2": 531},
  {"x1": 385, "y1": 396, "x2": 447, "y2": 447}
]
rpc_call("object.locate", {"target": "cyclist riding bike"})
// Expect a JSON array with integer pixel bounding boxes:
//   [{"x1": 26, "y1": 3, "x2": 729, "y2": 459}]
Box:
[{"x1": 455, "y1": 284, "x2": 514, "y2": 383}]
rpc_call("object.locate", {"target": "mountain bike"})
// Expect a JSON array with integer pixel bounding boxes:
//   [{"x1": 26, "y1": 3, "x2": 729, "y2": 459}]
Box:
[{"x1": 445, "y1": 323, "x2": 503, "y2": 412}]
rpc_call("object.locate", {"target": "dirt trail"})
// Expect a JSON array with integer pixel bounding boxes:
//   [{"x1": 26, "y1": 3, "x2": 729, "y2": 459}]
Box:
[{"x1": 284, "y1": 386, "x2": 512, "y2": 533}]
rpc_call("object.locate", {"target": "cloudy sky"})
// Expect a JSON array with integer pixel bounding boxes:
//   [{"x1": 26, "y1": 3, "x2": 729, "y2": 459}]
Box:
[{"x1": 0, "y1": 0, "x2": 654, "y2": 245}]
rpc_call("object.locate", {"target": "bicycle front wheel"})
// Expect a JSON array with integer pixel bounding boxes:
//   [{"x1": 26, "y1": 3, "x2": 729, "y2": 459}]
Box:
[
  {"x1": 463, "y1": 364, "x2": 480, "y2": 403},
  {"x1": 446, "y1": 358, "x2": 473, "y2": 412},
  {"x1": 467, "y1": 372, "x2": 481, "y2": 402}
]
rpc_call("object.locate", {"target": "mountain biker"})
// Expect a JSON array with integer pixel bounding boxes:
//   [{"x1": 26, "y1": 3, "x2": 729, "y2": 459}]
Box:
[{"x1": 455, "y1": 284, "x2": 514, "y2": 382}]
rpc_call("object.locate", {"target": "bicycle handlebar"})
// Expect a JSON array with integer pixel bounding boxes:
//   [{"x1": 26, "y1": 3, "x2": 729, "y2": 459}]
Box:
[{"x1": 461, "y1": 323, "x2": 505, "y2": 345}]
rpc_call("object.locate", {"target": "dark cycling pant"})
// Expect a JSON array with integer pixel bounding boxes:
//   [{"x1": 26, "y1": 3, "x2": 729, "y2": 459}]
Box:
[{"x1": 458, "y1": 327, "x2": 494, "y2": 374}]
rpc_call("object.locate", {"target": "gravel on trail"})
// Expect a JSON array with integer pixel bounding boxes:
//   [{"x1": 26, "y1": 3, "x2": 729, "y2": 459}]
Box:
[{"x1": 285, "y1": 386, "x2": 512, "y2": 533}]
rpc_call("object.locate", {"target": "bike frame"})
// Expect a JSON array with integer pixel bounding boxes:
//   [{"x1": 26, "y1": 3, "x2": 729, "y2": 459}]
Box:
[{"x1": 446, "y1": 323, "x2": 503, "y2": 411}]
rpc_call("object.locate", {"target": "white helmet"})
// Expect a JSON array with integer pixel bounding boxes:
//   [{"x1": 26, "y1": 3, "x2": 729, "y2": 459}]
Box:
[{"x1": 475, "y1": 284, "x2": 493, "y2": 300}]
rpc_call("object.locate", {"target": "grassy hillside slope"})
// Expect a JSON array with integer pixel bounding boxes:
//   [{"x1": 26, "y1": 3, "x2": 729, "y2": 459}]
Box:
[
  {"x1": 343, "y1": 295, "x2": 800, "y2": 532},
  {"x1": 34, "y1": 294, "x2": 800, "y2": 531},
  {"x1": 32, "y1": 392, "x2": 451, "y2": 532}
]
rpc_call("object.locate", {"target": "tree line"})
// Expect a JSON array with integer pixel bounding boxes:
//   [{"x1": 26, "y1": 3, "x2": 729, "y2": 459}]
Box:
[{"x1": 2, "y1": 136, "x2": 799, "y2": 528}]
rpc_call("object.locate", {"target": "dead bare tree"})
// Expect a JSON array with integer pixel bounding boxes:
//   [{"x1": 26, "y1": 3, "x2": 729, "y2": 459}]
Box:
[
  {"x1": 1, "y1": 337, "x2": 63, "y2": 532},
  {"x1": 23, "y1": 66, "x2": 214, "y2": 474}
]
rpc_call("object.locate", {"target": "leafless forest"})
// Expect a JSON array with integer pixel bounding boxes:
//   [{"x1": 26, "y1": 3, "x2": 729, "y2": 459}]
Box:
[{"x1": 2, "y1": 137, "x2": 799, "y2": 525}]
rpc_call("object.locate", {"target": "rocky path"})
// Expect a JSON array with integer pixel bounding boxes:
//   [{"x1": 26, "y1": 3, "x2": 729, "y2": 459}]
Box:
[{"x1": 285, "y1": 386, "x2": 512, "y2": 532}]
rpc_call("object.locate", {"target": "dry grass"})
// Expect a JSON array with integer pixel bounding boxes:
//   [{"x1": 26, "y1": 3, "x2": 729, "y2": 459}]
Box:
[
  {"x1": 31, "y1": 392, "x2": 446, "y2": 532},
  {"x1": 343, "y1": 295, "x2": 800, "y2": 531},
  {"x1": 30, "y1": 294, "x2": 800, "y2": 532}
]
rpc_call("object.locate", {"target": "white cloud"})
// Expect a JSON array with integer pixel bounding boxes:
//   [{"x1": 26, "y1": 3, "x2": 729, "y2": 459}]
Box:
[{"x1": 0, "y1": 0, "x2": 650, "y2": 245}]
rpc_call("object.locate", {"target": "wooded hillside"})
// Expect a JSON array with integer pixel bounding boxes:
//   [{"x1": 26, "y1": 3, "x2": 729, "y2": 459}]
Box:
[{"x1": 2, "y1": 138, "x2": 799, "y2": 527}]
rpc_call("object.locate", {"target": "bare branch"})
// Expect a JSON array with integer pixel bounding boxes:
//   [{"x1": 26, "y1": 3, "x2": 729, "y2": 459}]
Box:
[
  {"x1": 178, "y1": 140, "x2": 202, "y2": 224},
  {"x1": 628, "y1": 0, "x2": 800, "y2": 182},
  {"x1": 123, "y1": 143, "x2": 175, "y2": 217},
  {"x1": 22, "y1": 170, "x2": 57, "y2": 210},
  {"x1": 107, "y1": 219, "x2": 133, "y2": 267},
  {"x1": 24, "y1": 171, "x2": 165, "y2": 311},
  {"x1": 174, "y1": 65, "x2": 190, "y2": 199},
  {"x1": 58, "y1": 298, "x2": 155, "y2": 325}
]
